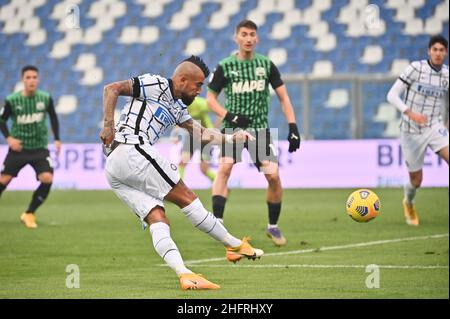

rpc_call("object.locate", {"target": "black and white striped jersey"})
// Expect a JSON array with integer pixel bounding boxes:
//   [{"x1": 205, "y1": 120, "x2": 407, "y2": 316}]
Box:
[
  {"x1": 114, "y1": 74, "x2": 191, "y2": 145},
  {"x1": 398, "y1": 59, "x2": 449, "y2": 133}
]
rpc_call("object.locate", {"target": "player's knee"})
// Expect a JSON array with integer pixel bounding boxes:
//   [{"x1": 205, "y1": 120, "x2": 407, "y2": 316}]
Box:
[
  {"x1": 145, "y1": 206, "x2": 169, "y2": 225},
  {"x1": 38, "y1": 172, "x2": 53, "y2": 184},
  {"x1": 410, "y1": 175, "x2": 422, "y2": 188},
  {"x1": 265, "y1": 172, "x2": 280, "y2": 185},
  {"x1": 0, "y1": 174, "x2": 13, "y2": 186}
]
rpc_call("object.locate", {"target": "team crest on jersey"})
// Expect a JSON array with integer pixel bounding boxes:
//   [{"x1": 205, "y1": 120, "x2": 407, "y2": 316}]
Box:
[
  {"x1": 255, "y1": 67, "x2": 266, "y2": 77},
  {"x1": 36, "y1": 102, "x2": 45, "y2": 111}
]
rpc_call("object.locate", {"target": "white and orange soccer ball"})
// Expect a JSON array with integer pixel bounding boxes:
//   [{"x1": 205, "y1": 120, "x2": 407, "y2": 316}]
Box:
[{"x1": 346, "y1": 189, "x2": 381, "y2": 223}]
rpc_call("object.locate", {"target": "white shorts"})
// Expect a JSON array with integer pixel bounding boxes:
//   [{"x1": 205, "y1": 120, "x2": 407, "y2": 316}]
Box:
[
  {"x1": 400, "y1": 124, "x2": 449, "y2": 172},
  {"x1": 105, "y1": 143, "x2": 180, "y2": 223}
]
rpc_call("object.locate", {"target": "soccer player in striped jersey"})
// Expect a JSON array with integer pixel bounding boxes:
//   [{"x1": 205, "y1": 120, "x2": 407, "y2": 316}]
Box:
[
  {"x1": 207, "y1": 20, "x2": 301, "y2": 246},
  {"x1": 387, "y1": 35, "x2": 449, "y2": 226},
  {"x1": 100, "y1": 56, "x2": 264, "y2": 290},
  {"x1": 0, "y1": 65, "x2": 61, "y2": 229}
]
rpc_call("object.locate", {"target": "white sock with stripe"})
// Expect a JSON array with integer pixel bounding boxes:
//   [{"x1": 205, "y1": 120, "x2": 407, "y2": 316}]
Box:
[
  {"x1": 181, "y1": 198, "x2": 241, "y2": 247},
  {"x1": 149, "y1": 222, "x2": 192, "y2": 276}
]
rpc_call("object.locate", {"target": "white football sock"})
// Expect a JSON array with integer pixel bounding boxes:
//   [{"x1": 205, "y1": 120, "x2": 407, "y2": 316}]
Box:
[
  {"x1": 149, "y1": 222, "x2": 192, "y2": 276},
  {"x1": 181, "y1": 198, "x2": 241, "y2": 247},
  {"x1": 404, "y1": 181, "x2": 417, "y2": 206}
]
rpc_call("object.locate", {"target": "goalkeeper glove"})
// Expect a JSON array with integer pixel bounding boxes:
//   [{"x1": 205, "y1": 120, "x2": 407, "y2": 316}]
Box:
[
  {"x1": 224, "y1": 112, "x2": 251, "y2": 128},
  {"x1": 287, "y1": 123, "x2": 300, "y2": 153}
]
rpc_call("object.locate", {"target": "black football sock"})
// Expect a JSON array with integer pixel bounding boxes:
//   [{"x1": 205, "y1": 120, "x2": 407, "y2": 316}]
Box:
[
  {"x1": 268, "y1": 202, "x2": 282, "y2": 225},
  {"x1": 212, "y1": 195, "x2": 227, "y2": 219},
  {"x1": 26, "y1": 183, "x2": 52, "y2": 213},
  {"x1": 0, "y1": 183, "x2": 6, "y2": 198}
]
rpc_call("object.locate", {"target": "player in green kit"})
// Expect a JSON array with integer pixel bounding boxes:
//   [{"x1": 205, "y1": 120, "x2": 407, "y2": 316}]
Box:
[
  {"x1": 177, "y1": 96, "x2": 217, "y2": 182},
  {"x1": 207, "y1": 20, "x2": 301, "y2": 246},
  {"x1": 0, "y1": 65, "x2": 61, "y2": 229}
]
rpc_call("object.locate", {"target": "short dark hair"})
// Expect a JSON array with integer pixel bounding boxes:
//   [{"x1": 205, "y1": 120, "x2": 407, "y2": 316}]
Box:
[
  {"x1": 21, "y1": 65, "x2": 39, "y2": 76},
  {"x1": 235, "y1": 19, "x2": 258, "y2": 34},
  {"x1": 182, "y1": 55, "x2": 210, "y2": 78},
  {"x1": 428, "y1": 35, "x2": 448, "y2": 49}
]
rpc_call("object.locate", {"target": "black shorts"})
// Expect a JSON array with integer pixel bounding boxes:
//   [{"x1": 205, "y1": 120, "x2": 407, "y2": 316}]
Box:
[
  {"x1": 1, "y1": 148, "x2": 53, "y2": 179},
  {"x1": 220, "y1": 128, "x2": 278, "y2": 171}
]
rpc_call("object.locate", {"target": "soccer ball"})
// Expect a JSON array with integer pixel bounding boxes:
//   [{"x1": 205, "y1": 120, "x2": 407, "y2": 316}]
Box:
[{"x1": 346, "y1": 189, "x2": 381, "y2": 223}]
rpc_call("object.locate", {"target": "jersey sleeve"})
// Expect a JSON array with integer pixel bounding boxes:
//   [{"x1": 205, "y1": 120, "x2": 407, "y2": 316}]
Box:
[
  {"x1": 207, "y1": 65, "x2": 226, "y2": 95},
  {"x1": 0, "y1": 100, "x2": 11, "y2": 122},
  {"x1": 131, "y1": 73, "x2": 160, "y2": 99},
  {"x1": 0, "y1": 100, "x2": 12, "y2": 138},
  {"x1": 269, "y1": 61, "x2": 284, "y2": 90},
  {"x1": 399, "y1": 62, "x2": 419, "y2": 86},
  {"x1": 47, "y1": 97, "x2": 60, "y2": 140}
]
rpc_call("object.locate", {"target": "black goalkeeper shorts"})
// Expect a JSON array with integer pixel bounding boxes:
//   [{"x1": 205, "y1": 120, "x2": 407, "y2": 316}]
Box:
[{"x1": 1, "y1": 148, "x2": 53, "y2": 179}]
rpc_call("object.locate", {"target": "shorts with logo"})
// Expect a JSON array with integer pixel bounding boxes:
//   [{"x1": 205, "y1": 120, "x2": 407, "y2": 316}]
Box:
[
  {"x1": 105, "y1": 143, "x2": 180, "y2": 224},
  {"x1": 400, "y1": 123, "x2": 449, "y2": 172},
  {"x1": 220, "y1": 128, "x2": 278, "y2": 171},
  {"x1": 1, "y1": 148, "x2": 53, "y2": 179}
]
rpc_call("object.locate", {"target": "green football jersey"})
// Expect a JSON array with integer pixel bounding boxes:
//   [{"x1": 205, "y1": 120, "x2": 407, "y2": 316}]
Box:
[
  {"x1": 208, "y1": 53, "x2": 284, "y2": 129},
  {"x1": 188, "y1": 97, "x2": 214, "y2": 129},
  {"x1": 1, "y1": 90, "x2": 53, "y2": 149}
]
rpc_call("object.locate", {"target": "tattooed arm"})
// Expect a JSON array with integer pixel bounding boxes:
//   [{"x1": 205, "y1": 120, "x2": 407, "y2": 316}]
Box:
[
  {"x1": 100, "y1": 79, "x2": 133, "y2": 146},
  {"x1": 179, "y1": 119, "x2": 254, "y2": 144}
]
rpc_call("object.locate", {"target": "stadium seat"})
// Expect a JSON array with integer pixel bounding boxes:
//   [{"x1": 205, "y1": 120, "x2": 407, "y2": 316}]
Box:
[
  {"x1": 55, "y1": 95, "x2": 78, "y2": 115},
  {"x1": 311, "y1": 60, "x2": 334, "y2": 78},
  {"x1": 374, "y1": 103, "x2": 398, "y2": 122},
  {"x1": 360, "y1": 45, "x2": 383, "y2": 65},
  {"x1": 390, "y1": 59, "x2": 410, "y2": 75},
  {"x1": 325, "y1": 89, "x2": 349, "y2": 109},
  {"x1": 268, "y1": 47, "x2": 287, "y2": 67},
  {"x1": 184, "y1": 38, "x2": 206, "y2": 56}
]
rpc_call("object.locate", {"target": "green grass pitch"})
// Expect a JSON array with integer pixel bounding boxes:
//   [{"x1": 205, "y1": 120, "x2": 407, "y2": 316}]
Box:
[{"x1": 0, "y1": 188, "x2": 448, "y2": 299}]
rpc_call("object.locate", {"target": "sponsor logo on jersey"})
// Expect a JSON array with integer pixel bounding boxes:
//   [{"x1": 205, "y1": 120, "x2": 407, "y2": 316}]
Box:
[
  {"x1": 154, "y1": 107, "x2": 175, "y2": 126},
  {"x1": 16, "y1": 105, "x2": 23, "y2": 111},
  {"x1": 232, "y1": 80, "x2": 266, "y2": 94},
  {"x1": 17, "y1": 112, "x2": 44, "y2": 124},
  {"x1": 255, "y1": 67, "x2": 266, "y2": 77},
  {"x1": 417, "y1": 84, "x2": 446, "y2": 98},
  {"x1": 36, "y1": 101, "x2": 45, "y2": 111},
  {"x1": 230, "y1": 70, "x2": 239, "y2": 77}
]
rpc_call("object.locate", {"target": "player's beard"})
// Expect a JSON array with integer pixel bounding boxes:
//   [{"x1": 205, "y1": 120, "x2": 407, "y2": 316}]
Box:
[{"x1": 181, "y1": 94, "x2": 195, "y2": 105}]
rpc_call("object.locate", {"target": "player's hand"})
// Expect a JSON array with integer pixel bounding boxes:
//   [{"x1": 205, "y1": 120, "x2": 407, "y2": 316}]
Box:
[
  {"x1": 287, "y1": 123, "x2": 300, "y2": 153},
  {"x1": 405, "y1": 110, "x2": 428, "y2": 126},
  {"x1": 100, "y1": 121, "x2": 115, "y2": 146},
  {"x1": 231, "y1": 130, "x2": 255, "y2": 143},
  {"x1": 7, "y1": 136, "x2": 22, "y2": 152},
  {"x1": 224, "y1": 112, "x2": 251, "y2": 128},
  {"x1": 54, "y1": 140, "x2": 62, "y2": 156}
]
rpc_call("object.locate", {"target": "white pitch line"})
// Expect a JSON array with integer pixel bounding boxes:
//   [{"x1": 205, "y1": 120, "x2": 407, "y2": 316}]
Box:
[
  {"x1": 177, "y1": 264, "x2": 449, "y2": 270},
  {"x1": 175, "y1": 233, "x2": 449, "y2": 266}
]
